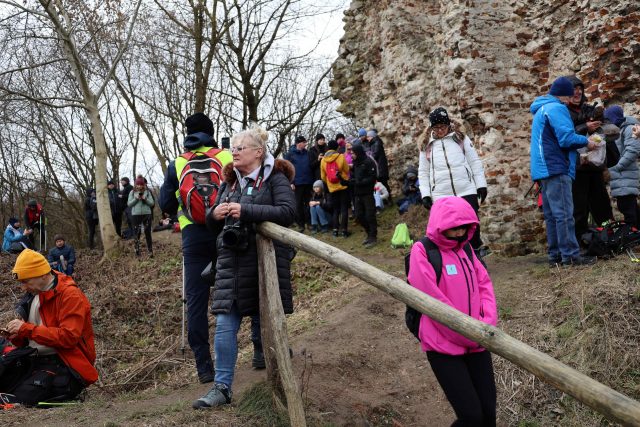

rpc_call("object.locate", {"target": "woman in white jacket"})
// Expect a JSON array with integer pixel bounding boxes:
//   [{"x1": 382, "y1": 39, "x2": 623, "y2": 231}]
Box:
[{"x1": 418, "y1": 107, "x2": 488, "y2": 252}]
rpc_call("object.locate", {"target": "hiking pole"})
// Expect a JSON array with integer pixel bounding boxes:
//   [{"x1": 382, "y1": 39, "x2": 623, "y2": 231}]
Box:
[{"x1": 181, "y1": 256, "x2": 186, "y2": 360}]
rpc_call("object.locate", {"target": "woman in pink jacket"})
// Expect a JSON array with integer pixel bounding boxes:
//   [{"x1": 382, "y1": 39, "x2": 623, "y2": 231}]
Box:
[{"x1": 408, "y1": 196, "x2": 498, "y2": 427}]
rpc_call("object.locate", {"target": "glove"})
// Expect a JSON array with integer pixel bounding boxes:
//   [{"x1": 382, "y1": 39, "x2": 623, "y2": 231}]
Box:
[
  {"x1": 477, "y1": 187, "x2": 487, "y2": 204},
  {"x1": 422, "y1": 196, "x2": 433, "y2": 210}
]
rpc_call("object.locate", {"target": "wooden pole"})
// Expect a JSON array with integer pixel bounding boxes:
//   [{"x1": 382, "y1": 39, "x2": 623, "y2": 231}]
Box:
[
  {"x1": 257, "y1": 234, "x2": 307, "y2": 427},
  {"x1": 256, "y1": 222, "x2": 640, "y2": 427}
]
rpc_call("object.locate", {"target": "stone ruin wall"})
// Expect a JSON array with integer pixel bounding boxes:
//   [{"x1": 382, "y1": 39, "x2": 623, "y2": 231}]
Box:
[{"x1": 331, "y1": 0, "x2": 640, "y2": 255}]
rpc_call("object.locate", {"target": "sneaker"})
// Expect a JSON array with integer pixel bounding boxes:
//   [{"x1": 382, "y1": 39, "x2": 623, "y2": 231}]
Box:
[
  {"x1": 192, "y1": 383, "x2": 232, "y2": 409},
  {"x1": 252, "y1": 348, "x2": 266, "y2": 369},
  {"x1": 332, "y1": 229, "x2": 339, "y2": 237},
  {"x1": 363, "y1": 238, "x2": 377, "y2": 247},
  {"x1": 561, "y1": 256, "x2": 597, "y2": 267}
]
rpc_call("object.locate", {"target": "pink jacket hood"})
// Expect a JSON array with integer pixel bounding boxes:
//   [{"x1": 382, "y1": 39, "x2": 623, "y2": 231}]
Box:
[
  {"x1": 408, "y1": 196, "x2": 498, "y2": 355},
  {"x1": 426, "y1": 196, "x2": 478, "y2": 250}
]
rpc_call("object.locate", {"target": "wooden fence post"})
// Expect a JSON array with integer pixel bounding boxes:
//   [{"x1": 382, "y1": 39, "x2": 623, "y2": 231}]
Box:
[
  {"x1": 256, "y1": 222, "x2": 640, "y2": 427},
  {"x1": 257, "y1": 234, "x2": 307, "y2": 427}
]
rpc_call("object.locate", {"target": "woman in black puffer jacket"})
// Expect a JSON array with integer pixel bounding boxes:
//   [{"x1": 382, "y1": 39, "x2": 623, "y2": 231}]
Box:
[{"x1": 194, "y1": 126, "x2": 296, "y2": 410}]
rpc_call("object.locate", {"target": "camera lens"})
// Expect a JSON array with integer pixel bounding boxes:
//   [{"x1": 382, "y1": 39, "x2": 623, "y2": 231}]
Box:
[{"x1": 222, "y1": 228, "x2": 239, "y2": 248}]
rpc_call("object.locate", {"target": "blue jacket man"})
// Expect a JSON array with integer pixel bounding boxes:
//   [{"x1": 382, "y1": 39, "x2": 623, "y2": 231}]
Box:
[
  {"x1": 159, "y1": 113, "x2": 234, "y2": 383},
  {"x1": 47, "y1": 234, "x2": 76, "y2": 276},
  {"x1": 530, "y1": 76, "x2": 598, "y2": 267},
  {"x1": 284, "y1": 135, "x2": 314, "y2": 232}
]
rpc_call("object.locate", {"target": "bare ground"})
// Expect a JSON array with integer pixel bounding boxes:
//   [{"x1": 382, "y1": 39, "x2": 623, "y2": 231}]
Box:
[{"x1": 0, "y1": 207, "x2": 637, "y2": 426}]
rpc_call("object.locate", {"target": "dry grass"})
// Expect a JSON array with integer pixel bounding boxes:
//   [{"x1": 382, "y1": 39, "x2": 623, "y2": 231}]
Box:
[{"x1": 493, "y1": 257, "x2": 640, "y2": 426}]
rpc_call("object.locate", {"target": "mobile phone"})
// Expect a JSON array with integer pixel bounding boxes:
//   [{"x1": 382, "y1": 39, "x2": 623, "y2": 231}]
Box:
[{"x1": 221, "y1": 137, "x2": 230, "y2": 149}]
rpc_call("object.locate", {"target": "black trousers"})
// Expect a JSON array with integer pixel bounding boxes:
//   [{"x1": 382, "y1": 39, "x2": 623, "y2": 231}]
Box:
[
  {"x1": 330, "y1": 189, "x2": 350, "y2": 232},
  {"x1": 355, "y1": 193, "x2": 377, "y2": 238},
  {"x1": 616, "y1": 195, "x2": 640, "y2": 228},
  {"x1": 427, "y1": 350, "x2": 496, "y2": 427},
  {"x1": 132, "y1": 214, "x2": 153, "y2": 251},
  {"x1": 86, "y1": 218, "x2": 98, "y2": 249},
  {"x1": 12, "y1": 355, "x2": 84, "y2": 406},
  {"x1": 294, "y1": 184, "x2": 312, "y2": 229},
  {"x1": 112, "y1": 211, "x2": 123, "y2": 238},
  {"x1": 27, "y1": 222, "x2": 46, "y2": 250},
  {"x1": 572, "y1": 170, "x2": 613, "y2": 241},
  {"x1": 461, "y1": 194, "x2": 483, "y2": 250}
]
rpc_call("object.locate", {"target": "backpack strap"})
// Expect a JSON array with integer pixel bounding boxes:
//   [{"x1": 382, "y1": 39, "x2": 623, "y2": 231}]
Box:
[{"x1": 420, "y1": 237, "x2": 443, "y2": 285}]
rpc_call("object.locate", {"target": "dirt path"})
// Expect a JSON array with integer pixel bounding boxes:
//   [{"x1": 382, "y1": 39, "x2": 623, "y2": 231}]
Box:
[{"x1": 0, "y1": 231, "x2": 541, "y2": 426}]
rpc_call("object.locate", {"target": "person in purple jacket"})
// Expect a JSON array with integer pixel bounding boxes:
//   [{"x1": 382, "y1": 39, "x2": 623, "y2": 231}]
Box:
[{"x1": 408, "y1": 196, "x2": 498, "y2": 427}]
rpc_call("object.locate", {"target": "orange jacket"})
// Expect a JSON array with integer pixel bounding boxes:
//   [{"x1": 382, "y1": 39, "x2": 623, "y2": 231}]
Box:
[{"x1": 12, "y1": 271, "x2": 98, "y2": 385}]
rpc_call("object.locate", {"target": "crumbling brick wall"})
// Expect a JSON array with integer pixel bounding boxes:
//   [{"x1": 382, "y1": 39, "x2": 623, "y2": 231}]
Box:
[{"x1": 331, "y1": 0, "x2": 640, "y2": 255}]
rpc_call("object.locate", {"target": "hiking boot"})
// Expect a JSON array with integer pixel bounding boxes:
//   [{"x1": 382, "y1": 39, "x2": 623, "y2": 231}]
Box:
[
  {"x1": 332, "y1": 229, "x2": 339, "y2": 237},
  {"x1": 562, "y1": 256, "x2": 597, "y2": 267},
  {"x1": 341, "y1": 231, "x2": 351, "y2": 238},
  {"x1": 320, "y1": 225, "x2": 329, "y2": 233},
  {"x1": 310, "y1": 225, "x2": 318, "y2": 235},
  {"x1": 192, "y1": 383, "x2": 232, "y2": 409},
  {"x1": 252, "y1": 348, "x2": 266, "y2": 369}
]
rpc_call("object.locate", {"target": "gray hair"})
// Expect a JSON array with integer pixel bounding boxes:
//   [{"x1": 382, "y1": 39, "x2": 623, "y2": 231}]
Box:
[{"x1": 230, "y1": 125, "x2": 269, "y2": 160}]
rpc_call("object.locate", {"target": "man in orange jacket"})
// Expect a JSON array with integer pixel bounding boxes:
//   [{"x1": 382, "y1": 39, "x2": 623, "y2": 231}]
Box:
[{"x1": 1, "y1": 249, "x2": 97, "y2": 406}]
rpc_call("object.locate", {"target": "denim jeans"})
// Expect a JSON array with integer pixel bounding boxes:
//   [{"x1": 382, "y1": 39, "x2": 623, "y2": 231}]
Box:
[
  {"x1": 310, "y1": 205, "x2": 329, "y2": 226},
  {"x1": 541, "y1": 175, "x2": 580, "y2": 261},
  {"x1": 214, "y1": 305, "x2": 261, "y2": 390}
]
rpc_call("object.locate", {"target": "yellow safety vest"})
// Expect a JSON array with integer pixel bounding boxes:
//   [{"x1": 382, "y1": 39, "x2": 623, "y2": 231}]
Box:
[{"x1": 174, "y1": 146, "x2": 232, "y2": 230}]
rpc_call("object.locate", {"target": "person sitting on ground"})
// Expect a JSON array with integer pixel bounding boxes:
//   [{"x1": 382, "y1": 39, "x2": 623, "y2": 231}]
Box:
[
  {"x1": 23, "y1": 200, "x2": 45, "y2": 251},
  {"x1": 152, "y1": 212, "x2": 178, "y2": 232},
  {"x1": 309, "y1": 180, "x2": 332, "y2": 234},
  {"x1": 47, "y1": 235, "x2": 76, "y2": 276},
  {"x1": 352, "y1": 142, "x2": 378, "y2": 247},
  {"x1": 604, "y1": 105, "x2": 640, "y2": 229},
  {"x1": 128, "y1": 176, "x2": 155, "y2": 257},
  {"x1": 373, "y1": 181, "x2": 389, "y2": 213},
  {"x1": 398, "y1": 166, "x2": 422, "y2": 214},
  {"x1": 418, "y1": 107, "x2": 489, "y2": 257},
  {"x1": 194, "y1": 125, "x2": 296, "y2": 410},
  {"x1": 2, "y1": 218, "x2": 32, "y2": 254},
  {"x1": 408, "y1": 196, "x2": 498, "y2": 427},
  {"x1": 0, "y1": 249, "x2": 97, "y2": 406}
]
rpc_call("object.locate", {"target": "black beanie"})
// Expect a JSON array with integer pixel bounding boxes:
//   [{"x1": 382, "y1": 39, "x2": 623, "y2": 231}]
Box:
[
  {"x1": 429, "y1": 107, "x2": 451, "y2": 126},
  {"x1": 315, "y1": 133, "x2": 325, "y2": 142},
  {"x1": 185, "y1": 113, "x2": 214, "y2": 136},
  {"x1": 327, "y1": 139, "x2": 339, "y2": 150},
  {"x1": 295, "y1": 135, "x2": 307, "y2": 144}
]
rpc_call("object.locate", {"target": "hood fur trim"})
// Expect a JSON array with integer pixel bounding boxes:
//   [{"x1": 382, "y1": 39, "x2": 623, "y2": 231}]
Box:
[{"x1": 223, "y1": 159, "x2": 295, "y2": 184}]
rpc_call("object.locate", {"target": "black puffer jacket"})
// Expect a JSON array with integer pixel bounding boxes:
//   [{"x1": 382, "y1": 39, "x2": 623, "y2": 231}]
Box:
[
  {"x1": 207, "y1": 158, "x2": 296, "y2": 316},
  {"x1": 352, "y1": 144, "x2": 378, "y2": 196},
  {"x1": 364, "y1": 136, "x2": 389, "y2": 180}
]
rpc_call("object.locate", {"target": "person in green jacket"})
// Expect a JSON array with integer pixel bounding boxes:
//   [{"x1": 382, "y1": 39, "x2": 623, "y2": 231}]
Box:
[{"x1": 128, "y1": 175, "x2": 155, "y2": 257}]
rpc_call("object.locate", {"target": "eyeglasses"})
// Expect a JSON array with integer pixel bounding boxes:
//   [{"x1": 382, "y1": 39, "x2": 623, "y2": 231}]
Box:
[
  {"x1": 231, "y1": 145, "x2": 257, "y2": 153},
  {"x1": 432, "y1": 124, "x2": 449, "y2": 132}
]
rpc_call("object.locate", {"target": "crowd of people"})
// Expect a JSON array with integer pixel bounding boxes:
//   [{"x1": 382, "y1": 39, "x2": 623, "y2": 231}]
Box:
[{"x1": 1, "y1": 75, "x2": 639, "y2": 426}]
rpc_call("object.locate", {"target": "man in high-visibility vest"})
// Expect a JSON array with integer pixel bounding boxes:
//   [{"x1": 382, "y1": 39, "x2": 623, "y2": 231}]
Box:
[{"x1": 159, "y1": 113, "x2": 233, "y2": 383}]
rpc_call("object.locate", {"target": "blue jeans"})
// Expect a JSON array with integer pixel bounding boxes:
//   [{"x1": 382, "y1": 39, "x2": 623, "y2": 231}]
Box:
[
  {"x1": 214, "y1": 305, "x2": 261, "y2": 390},
  {"x1": 310, "y1": 205, "x2": 329, "y2": 227},
  {"x1": 541, "y1": 175, "x2": 580, "y2": 261}
]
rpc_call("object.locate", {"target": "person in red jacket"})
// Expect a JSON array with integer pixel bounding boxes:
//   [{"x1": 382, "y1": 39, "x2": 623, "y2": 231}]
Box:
[
  {"x1": 24, "y1": 199, "x2": 46, "y2": 251},
  {"x1": 1, "y1": 249, "x2": 97, "y2": 406}
]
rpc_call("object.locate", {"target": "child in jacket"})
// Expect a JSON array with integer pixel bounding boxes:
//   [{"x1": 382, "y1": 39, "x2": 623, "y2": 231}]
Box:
[
  {"x1": 309, "y1": 180, "x2": 332, "y2": 233},
  {"x1": 408, "y1": 196, "x2": 498, "y2": 426}
]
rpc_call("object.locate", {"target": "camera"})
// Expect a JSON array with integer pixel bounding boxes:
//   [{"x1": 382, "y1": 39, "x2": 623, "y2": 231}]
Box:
[
  {"x1": 221, "y1": 221, "x2": 249, "y2": 251},
  {"x1": 139, "y1": 192, "x2": 144, "y2": 197}
]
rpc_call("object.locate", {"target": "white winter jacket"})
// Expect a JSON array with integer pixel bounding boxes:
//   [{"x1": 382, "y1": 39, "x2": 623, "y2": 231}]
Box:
[{"x1": 418, "y1": 133, "x2": 487, "y2": 200}]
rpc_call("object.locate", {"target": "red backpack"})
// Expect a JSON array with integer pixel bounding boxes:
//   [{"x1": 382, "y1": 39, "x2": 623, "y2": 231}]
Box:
[
  {"x1": 325, "y1": 159, "x2": 341, "y2": 184},
  {"x1": 178, "y1": 148, "x2": 224, "y2": 224}
]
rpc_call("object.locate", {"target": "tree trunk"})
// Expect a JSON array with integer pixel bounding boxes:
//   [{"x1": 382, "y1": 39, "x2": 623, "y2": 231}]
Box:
[{"x1": 85, "y1": 98, "x2": 120, "y2": 257}]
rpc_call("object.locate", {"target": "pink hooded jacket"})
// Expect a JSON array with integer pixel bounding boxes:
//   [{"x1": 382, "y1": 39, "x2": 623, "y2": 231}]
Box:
[{"x1": 408, "y1": 196, "x2": 498, "y2": 355}]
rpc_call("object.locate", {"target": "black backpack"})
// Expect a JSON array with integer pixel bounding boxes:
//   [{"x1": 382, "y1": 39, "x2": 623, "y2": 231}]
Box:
[
  {"x1": 0, "y1": 343, "x2": 36, "y2": 393},
  {"x1": 583, "y1": 221, "x2": 640, "y2": 258},
  {"x1": 404, "y1": 237, "x2": 474, "y2": 341}
]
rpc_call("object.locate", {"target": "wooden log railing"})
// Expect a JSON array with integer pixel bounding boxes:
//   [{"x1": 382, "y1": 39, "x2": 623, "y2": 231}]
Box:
[{"x1": 256, "y1": 221, "x2": 640, "y2": 427}]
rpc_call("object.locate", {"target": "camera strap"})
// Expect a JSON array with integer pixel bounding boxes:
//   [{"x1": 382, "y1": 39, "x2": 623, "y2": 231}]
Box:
[{"x1": 227, "y1": 164, "x2": 266, "y2": 201}]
